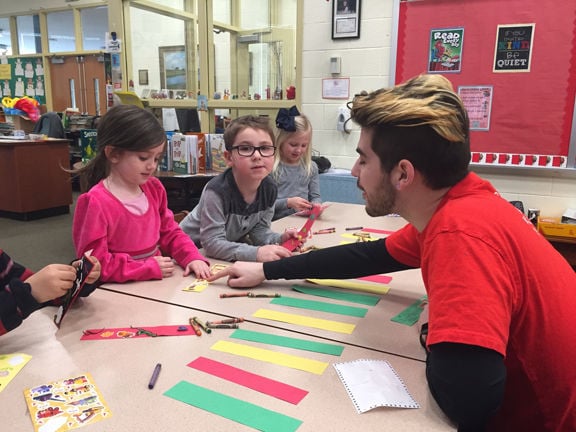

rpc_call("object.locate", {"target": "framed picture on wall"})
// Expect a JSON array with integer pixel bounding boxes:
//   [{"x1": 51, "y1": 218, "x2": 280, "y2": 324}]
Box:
[
  {"x1": 332, "y1": 0, "x2": 361, "y2": 40},
  {"x1": 159, "y1": 46, "x2": 187, "y2": 90}
]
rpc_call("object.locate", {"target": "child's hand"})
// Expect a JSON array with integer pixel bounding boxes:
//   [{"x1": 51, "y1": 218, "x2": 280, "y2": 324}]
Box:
[
  {"x1": 288, "y1": 197, "x2": 313, "y2": 213},
  {"x1": 25, "y1": 264, "x2": 77, "y2": 303},
  {"x1": 154, "y1": 256, "x2": 175, "y2": 278},
  {"x1": 256, "y1": 245, "x2": 293, "y2": 262},
  {"x1": 280, "y1": 229, "x2": 307, "y2": 246},
  {"x1": 184, "y1": 260, "x2": 211, "y2": 279},
  {"x1": 72, "y1": 255, "x2": 101, "y2": 284}
]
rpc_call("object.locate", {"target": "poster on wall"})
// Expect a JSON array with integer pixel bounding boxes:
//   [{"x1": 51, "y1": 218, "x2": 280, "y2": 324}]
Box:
[
  {"x1": 493, "y1": 24, "x2": 535, "y2": 72},
  {"x1": 457, "y1": 86, "x2": 493, "y2": 131},
  {"x1": 428, "y1": 27, "x2": 464, "y2": 73}
]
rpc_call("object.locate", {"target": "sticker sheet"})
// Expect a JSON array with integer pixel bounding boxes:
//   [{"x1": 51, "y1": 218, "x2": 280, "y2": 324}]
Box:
[{"x1": 23, "y1": 373, "x2": 112, "y2": 432}]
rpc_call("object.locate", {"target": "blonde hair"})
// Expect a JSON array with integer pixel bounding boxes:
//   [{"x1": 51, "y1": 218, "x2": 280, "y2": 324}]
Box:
[
  {"x1": 349, "y1": 74, "x2": 470, "y2": 189},
  {"x1": 273, "y1": 114, "x2": 314, "y2": 180}
]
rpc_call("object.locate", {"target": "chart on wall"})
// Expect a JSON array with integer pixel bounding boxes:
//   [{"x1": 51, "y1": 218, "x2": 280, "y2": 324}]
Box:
[
  {"x1": 395, "y1": 0, "x2": 576, "y2": 169},
  {"x1": 0, "y1": 57, "x2": 46, "y2": 105}
]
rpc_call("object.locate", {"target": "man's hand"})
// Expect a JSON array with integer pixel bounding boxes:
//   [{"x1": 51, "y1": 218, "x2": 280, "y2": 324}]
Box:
[{"x1": 206, "y1": 261, "x2": 266, "y2": 288}]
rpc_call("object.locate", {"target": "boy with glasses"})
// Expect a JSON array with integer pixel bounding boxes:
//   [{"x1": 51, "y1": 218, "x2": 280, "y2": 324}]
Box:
[{"x1": 180, "y1": 115, "x2": 303, "y2": 262}]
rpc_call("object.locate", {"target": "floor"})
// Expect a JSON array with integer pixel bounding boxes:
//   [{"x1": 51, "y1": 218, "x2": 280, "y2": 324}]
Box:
[{"x1": 0, "y1": 193, "x2": 78, "y2": 271}]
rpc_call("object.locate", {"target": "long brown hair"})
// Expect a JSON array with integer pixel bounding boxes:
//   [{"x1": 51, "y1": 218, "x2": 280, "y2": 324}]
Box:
[{"x1": 72, "y1": 105, "x2": 166, "y2": 191}]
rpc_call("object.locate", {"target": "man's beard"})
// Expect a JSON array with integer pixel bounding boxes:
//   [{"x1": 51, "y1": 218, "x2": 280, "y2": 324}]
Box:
[{"x1": 364, "y1": 181, "x2": 397, "y2": 217}]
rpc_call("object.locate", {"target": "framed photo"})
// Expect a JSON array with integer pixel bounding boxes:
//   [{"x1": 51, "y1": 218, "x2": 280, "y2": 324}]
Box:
[
  {"x1": 159, "y1": 45, "x2": 187, "y2": 90},
  {"x1": 138, "y1": 69, "x2": 149, "y2": 86},
  {"x1": 332, "y1": 0, "x2": 361, "y2": 40}
]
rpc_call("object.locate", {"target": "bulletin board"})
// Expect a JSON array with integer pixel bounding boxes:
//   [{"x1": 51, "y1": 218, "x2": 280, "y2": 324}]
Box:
[
  {"x1": 394, "y1": 0, "x2": 576, "y2": 169},
  {"x1": 0, "y1": 57, "x2": 46, "y2": 105}
]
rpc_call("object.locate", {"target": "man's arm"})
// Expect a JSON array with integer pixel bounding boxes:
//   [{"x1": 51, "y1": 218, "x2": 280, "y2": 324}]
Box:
[
  {"x1": 426, "y1": 342, "x2": 506, "y2": 431},
  {"x1": 265, "y1": 238, "x2": 414, "y2": 280}
]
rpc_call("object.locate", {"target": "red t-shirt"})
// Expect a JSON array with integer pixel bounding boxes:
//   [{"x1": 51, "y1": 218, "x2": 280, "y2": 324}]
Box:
[{"x1": 387, "y1": 173, "x2": 576, "y2": 431}]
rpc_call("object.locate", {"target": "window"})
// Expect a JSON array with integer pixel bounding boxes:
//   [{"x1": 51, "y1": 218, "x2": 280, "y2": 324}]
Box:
[
  {"x1": 16, "y1": 15, "x2": 41, "y2": 55},
  {"x1": 47, "y1": 10, "x2": 76, "y2": 52},
  {"x1": 0, "y1": 18, "x2": 12, "y2": 55},
  {"x1": 81, "y1": 6, "x2": 108, "y2": 51}
]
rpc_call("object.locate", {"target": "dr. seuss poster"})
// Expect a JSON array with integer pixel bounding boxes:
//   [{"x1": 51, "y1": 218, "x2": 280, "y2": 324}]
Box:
[
  {"x1": 493, "y1": 24, "x2": 535, "y2": 72},
  {"x1": 428, "y1": 28, "x2": 464, "y2": 73}
]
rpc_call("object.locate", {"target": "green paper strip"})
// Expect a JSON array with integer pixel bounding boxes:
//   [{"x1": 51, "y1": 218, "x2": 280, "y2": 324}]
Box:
[
  {"x1": 292, "y1": 285, "x2": 380, "y2": 306},
  {"x1": 271, "y1": 296, "x2": 368, "y2": 317},
  {"x1": 164, "y1": 381, "x2": 302, "y2": 432},
  {"x1": 391, "y1": 296, "x2": 428, "y2": 326},
  {"x1": 230, "y1": 328, "x2": 344, "y2": 356}
]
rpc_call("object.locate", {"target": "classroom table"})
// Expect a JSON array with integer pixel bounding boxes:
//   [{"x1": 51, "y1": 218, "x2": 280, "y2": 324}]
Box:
[
  {"x1": 0, "y1": 289, "x2": 454, "y2": 431},
  {"x1": 99, "y1": 203, "x2": 428, "y2": 362}
]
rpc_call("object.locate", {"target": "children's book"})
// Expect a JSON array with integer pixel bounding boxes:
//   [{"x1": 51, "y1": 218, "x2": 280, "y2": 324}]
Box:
[
  {"x1": 171, "y1": 133, "x2": 190, "y2": 174},
  {"x1": 79, "y1": 129, "x2": 97, "y2": 163},
  {"x1": 207, "y1": 134, "x2": 227, "y2": 172},
  {"x1": 53, "y1": 252, "x2": 94, "y2": 328},
  {"x1": 23, "y1": 372, "x2": 112, "y2": 432}
]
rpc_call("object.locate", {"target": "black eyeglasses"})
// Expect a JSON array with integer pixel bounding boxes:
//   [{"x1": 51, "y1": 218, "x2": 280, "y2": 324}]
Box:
[{"x1": 231, "y1": 145, "x2": 276, "y2": 157}]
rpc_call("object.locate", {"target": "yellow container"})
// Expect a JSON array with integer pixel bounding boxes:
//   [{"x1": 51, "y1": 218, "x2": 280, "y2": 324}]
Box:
[{"x1": 537, "y1": 216, "x2": 576, "y2": 239}]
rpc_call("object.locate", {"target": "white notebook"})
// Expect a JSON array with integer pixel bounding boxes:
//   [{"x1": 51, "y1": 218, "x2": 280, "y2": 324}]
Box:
[{"x1": 333, "y1": 359, "x2": 420, "y2": 413}]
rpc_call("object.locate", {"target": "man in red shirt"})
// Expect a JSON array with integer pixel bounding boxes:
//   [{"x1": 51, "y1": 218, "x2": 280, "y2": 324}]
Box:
[{"x1": 209, "y1": 74, "x2": 576, "y2": 431}]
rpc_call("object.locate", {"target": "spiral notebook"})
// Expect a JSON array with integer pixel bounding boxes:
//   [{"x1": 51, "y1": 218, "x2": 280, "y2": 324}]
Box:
[{"x1": 333, "y1": 359, "x2": 420, "y2": 413}]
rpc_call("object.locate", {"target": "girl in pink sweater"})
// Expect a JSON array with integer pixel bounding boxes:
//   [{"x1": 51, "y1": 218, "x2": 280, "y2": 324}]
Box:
[{"x1": 72, "y1": 105, "x2": 209, "y2": 283}]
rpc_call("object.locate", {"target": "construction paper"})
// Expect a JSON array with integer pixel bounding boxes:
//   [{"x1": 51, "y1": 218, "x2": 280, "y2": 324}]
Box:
[
  {"x1": 391, "y1": 296, "x2": 428, "y2": 326},
  {"x1": 334, "y1": 359, "x2": 419, "y2": 413},
  {"x1": 0, "y1": 353, "x2": 31, "y2": 393},
  {"x1": 358, "y1": 274, "x2": 393, "y2": 284},
  {"x1": 306, "y1": 279, "x2": 390, "y2": 295},
  {"x1": 23, "y1": 372, "x2": 112, "y2": 432},
  {"x1": 292, "y1": 285, "x2": 380, "y2": 306},
  {"x1": 361, "y1": 227, "x2": 397, "y2": 235},
  {"x1": 211, "y1": 340, "x2": 329, "y2": 374},
  {"x1": 183, "y1": 264, "x2": 228, "y2": 292},
  {"x1": 271, "y1": 296, "x2": 368, "y2": 317},
  {"x1": 253, "y1": 308, "x2": 356, "y2": 334},
  {"x1": 164, "y1": 381, "x2": 302, "y2": 432},
  {"x1": 282, "y1": 204, "x2": 322, "y2": 251},
  {"x1": 230, "y1": 328, "x2": 344, "y2": 355},
  {"x1": 187, "y1": 356, "x2": 308, "y2": 404},
  {"x1": 80, "y1": 325, "x2": 195, "y2": 340}
]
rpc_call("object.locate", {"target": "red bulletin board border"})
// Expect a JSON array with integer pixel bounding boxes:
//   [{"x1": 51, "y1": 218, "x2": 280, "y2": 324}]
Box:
[{"x1": 395, "y1": 0, "x2": 576, "y2": 165}]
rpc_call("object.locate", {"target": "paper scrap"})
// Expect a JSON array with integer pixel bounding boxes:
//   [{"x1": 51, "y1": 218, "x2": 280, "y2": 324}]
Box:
[
  {"x1": 334, "y1": 359, "x2": 420, "y2": 413},
  {"x1": 230, "y1": 328, "x2": 344, "y2": 356},
  {"x1": 188, "y1": 356, "x2": 308, "y2": 404},
  {"x1": 306, "y1": 279, "x2": 390, "y2": 295},
  {"x1": 271, "y1": 296, "x2": 368, "y2": 317},
  {"x1": 292, "y1": 285, "x2": 380, "y2": 306},
  {"x1": 211, "y1": 340, "x2": 329, "y2": 374},
  {"x1": 0, "y1": 353, "x2": 31, "y2": 393},
  {"x1": 164, "y1": 381, "x2": 302, "y2": 432},
  {"x1": 253, "y1": 308, "x2": 356, "y2": 334},
  {"x1": 391, "y1": 296, "x2": 428, "y2": 326}
]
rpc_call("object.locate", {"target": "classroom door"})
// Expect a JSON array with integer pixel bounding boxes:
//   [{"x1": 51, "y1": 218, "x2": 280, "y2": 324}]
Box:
[{"x1": 49, "y1": 54, "x2": 107, "y2": 115}]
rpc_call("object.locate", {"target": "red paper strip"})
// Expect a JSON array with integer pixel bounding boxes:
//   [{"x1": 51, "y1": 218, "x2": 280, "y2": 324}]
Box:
[
  {"x1": 80, "y1": 325, "x2": 194, "y2": 340},
  {"x1": 188, "y1": 356, "x2": 308, "y2": 404},
  {"x1": 282, "y1": 204, "x2": 322, "y2": 252},
  {"x1": 358, "y1": 274, "x2": 393, "y2": 284},
  {"x1": 361, "y1": 228, "x2": 396, "y2": 235}
]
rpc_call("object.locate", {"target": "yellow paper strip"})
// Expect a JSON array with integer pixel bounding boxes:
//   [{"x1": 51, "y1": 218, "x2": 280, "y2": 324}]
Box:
[
  {"x1": 253, "y1": 309, "x2": 356, "y2": 334},
  {"x1": 211, "y1": 340, "x2": 329, "y2": 374},
  {"x1": 182, "y1": 280, "x2": 208, "y2": 292},
  {"x1": 306, "y1": 279, "x2": 390, "y2": 295}
]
